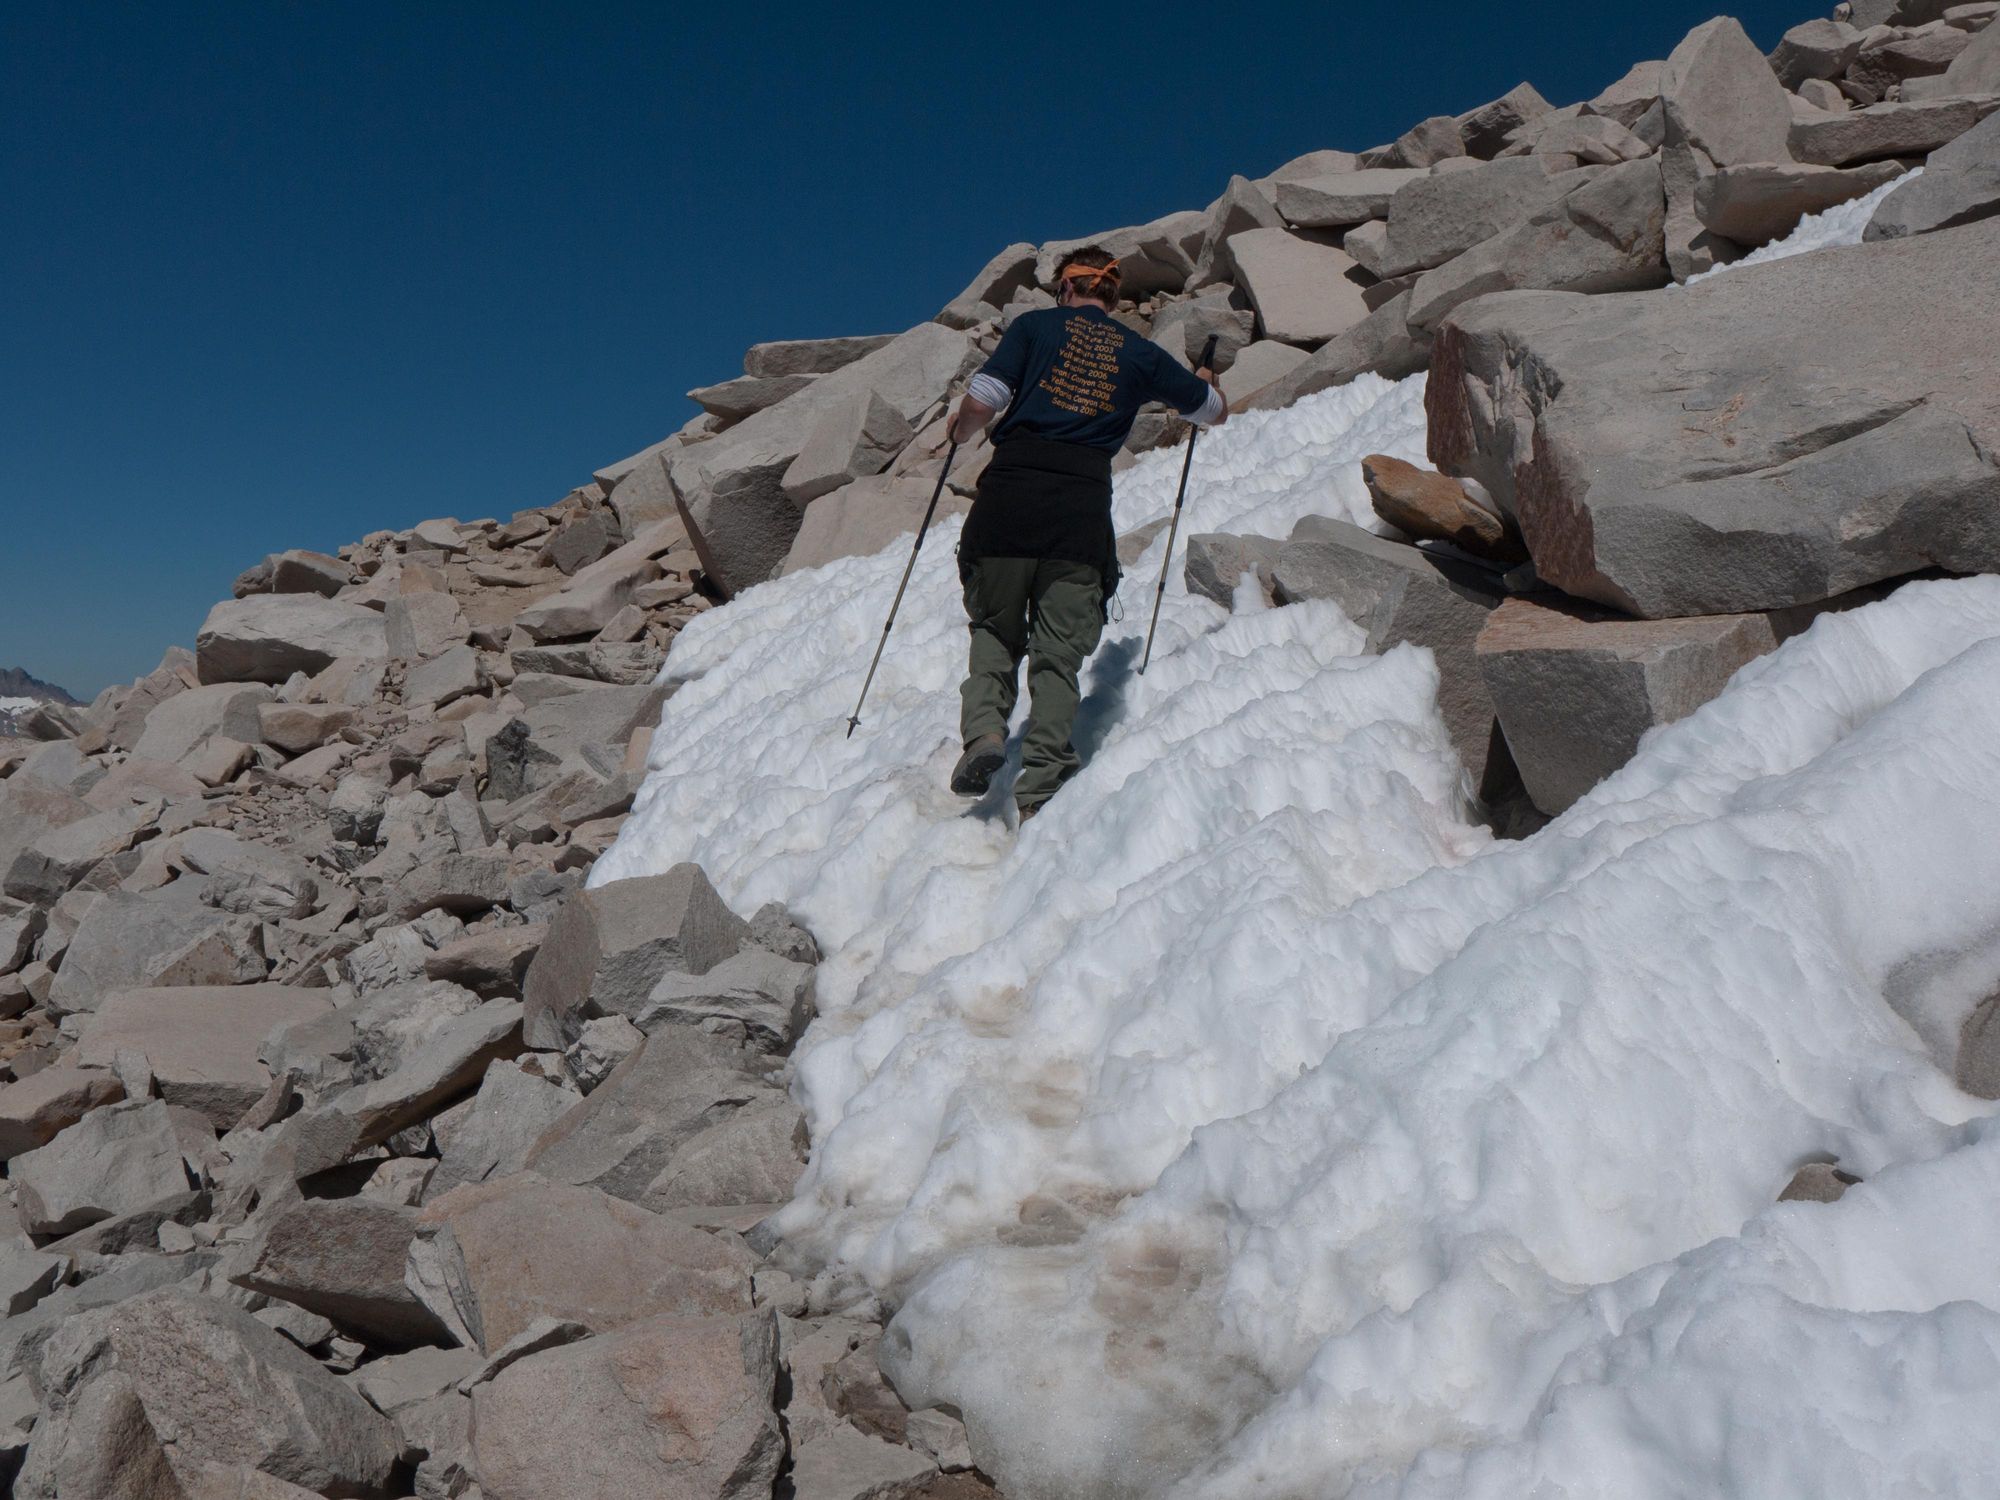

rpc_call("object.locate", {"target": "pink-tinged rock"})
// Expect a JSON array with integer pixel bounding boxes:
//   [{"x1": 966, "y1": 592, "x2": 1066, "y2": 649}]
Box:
[{"x1": 470, "y1": 1312, "x2": 782, "y2": 1500}]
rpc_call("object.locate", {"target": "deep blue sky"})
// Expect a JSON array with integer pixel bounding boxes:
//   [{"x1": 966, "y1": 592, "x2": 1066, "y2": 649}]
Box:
[{"x1": 3, "y1": 1, "x2": 1810, "y2": 696}]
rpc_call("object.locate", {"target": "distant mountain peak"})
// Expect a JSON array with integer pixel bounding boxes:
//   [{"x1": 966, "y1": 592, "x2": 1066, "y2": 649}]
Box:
[{"x1": 0, "y1": 666, "x2": 81, "y2": 706}]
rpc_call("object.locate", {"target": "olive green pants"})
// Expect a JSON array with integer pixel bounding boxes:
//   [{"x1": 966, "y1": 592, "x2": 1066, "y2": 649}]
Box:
[{"x1": 959, "y1": 557, "x2": 1105, "y2": 810}]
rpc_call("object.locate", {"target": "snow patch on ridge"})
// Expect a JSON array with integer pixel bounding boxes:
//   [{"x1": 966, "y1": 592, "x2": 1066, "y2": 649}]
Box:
[{"x1": 1683, "y1": 166, "x2": 1919, "y2": 286}]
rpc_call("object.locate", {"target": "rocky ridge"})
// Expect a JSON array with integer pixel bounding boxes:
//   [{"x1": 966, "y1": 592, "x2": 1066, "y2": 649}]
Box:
[{"x1": 1, "y1": 2, "x2": 1998, "y2": 1494}]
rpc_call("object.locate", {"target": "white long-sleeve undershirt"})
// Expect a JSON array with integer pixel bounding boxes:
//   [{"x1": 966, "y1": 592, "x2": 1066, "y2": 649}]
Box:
[{"x1": 966, "y1": 371, "x2": 1224, "y2": 426}]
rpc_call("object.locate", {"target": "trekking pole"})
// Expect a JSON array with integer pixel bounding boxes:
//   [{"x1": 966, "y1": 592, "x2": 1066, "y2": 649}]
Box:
[
  {"x1": 1138, "y1": 335, "x2": 1219, "y2": 676},
  {"x1": 846, "y1": 439, "x2": 959, "y2": 738}
]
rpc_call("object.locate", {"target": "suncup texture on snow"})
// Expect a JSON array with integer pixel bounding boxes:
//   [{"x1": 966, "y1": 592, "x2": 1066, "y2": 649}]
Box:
[{"x1": 5, "y1": 3, "x2": 2000, "y2": 1495}]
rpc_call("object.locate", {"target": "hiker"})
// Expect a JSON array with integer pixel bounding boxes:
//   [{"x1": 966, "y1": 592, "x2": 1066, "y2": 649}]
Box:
[{"x1": 942, "y1": 248, "x2": 1228, "y2": 822}]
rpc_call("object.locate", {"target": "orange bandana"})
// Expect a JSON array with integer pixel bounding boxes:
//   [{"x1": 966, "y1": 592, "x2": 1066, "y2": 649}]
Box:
[{"x1": 1059, "y1": 260, "x2": 1121, "y2": 286}]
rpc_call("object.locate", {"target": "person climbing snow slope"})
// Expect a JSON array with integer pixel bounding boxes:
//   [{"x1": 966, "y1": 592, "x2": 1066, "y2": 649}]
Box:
[{"x1": 942, "y1": 247, "x2": 1228, "y2": 822}]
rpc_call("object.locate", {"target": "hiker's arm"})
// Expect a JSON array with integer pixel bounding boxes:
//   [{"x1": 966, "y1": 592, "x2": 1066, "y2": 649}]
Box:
[
  {"x1": 1190, "y1": 368, "x2": 1228, "y2": 427},
  {"x1": 946, "y1": 371, "x2": 1012, "y2": 444}
]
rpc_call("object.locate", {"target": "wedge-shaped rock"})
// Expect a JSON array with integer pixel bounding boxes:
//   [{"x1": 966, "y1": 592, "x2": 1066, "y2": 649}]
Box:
[
  {"x1": 1372, "y1": 157, "x2": 1587, "y2": 278},
  {"x1": 632, "y1": 945, "x2": 815, "y2": 1054},
  {"x1": 424, "y1": 1058, "x2": 575, "y2": 1201},
  {"x1": 1849, "y1": 26, "x2": 1975, "y2": 99},
  {"x1": 236, "y1": 1198, "x2": 452, "y2": 1349},
  {"x1": 1661, "y1": 139, "x2": 1745, "y2": 282},
  {"x1": 745, "y1": 334, "x2": 897, "y2": 379},
  {"x1": 1459, "y1": 81, "x2": 1554, "y2": 157},
  {"x1": 789, "y1": 1424, "x2": 937, "y2": 1500},
  {"x1": 11, "y1": 1099, "x2": 209, "y2": 1237},
  {"x1": 403, "y1": 643, "x2": 483, "y2": 710},
  {"x1": 1274, "y1": 168, "x2": 1426, "y2": 226},
  {"x1": 196, "y1": 596, "x2": 390, "y2": 685},
  {"x1": 1790, "y1": 97, "x2": 1984, "y2": 165},
  {"x1": 422, "y1": 923, "x2": 544, "y2": 996},
  {"x1": 688, "y1": 371, "x2": 817, "y2": 422},
  {"x1": 1426, "y1": 217, "x2": 2000, "y2": 616},
  {"x1": 18, "y1": 1288, "x2": 399, "y2": 1498},
  {"x1": 483, "y1": 680, "x2": 667, "y2": 804},
  {"x1": 1475, "y1": 596, "x2": 1789, "y2": 814},
  {"x1": 3, "y1": 803, "x2": 151, "y2": 906},
  {"x1": 1217, "y1": 339, "x2": 1308, "y2": 404},
  {"x1": 603, "y1": 447, "x2": 680, "y2": 531},
  {"x1": 1531, "y1": 113, "x2": 1652, "y2": 165},
  {"x1": 1226, "y1": 227, "x2": 1371, "y2": 346},
  {"x1": 668, "y1": 324, "x2": 979, "y2": 596},
  {"x1": 269, "y1": 548, "x2": 353, "y2": 596},
  {"x1": 47, "y1": 888, "x2": 259, "y2": 1016},
  {"x1": 1272, "y1": 518, "x2": 1511, "y2": 801},
  {"x1": 344, "y1": 977, "x2": 485, "y2": 1082},
  {"x1": 781, "y1": 475, "x2": 968, "y2": 576},
  {"x1": 132, "y1": 682, "x2": 274, "y2": 764},
  {"x1": 1585, "y1": 58, "x2": 1666, "y2": 129},
  {"x1": 512, "y1": 567, "x2": 645, "y2": 643},
  {"x1": 77, "y1": 984, "x2": 332, "y2": 1129},
  {"x1": 334, "y1": 999, "x2": 523, "y2": 1151},
  {"x1": 0, "y1": 1066, "x2": 123, "y2": 1160},
  {"x1": 937, "y1": 243, "x2": 1037, "y2": 326},
  {"x1": 406, "y1": 1172, "x2": 755, "y2": 1352},
  {"x1": 0, "y1": 907, "x2": 39, "y2": 976},
  {"x1": 470, "y1": 1312, "x2": 782, "y2": 1500},
  {"x1": 782, "y1": 389, "x2": 916, "y2": 505},
  {"x1": 345, "y1": 1345, "x2": 480, "y2": 1416},
  {"x1": 1659, "y1": 15, "x2": 1795, "y2": 165},
  {"x1": 257, "y1": 701, "x2": 355, "y2": 755},
  {"x1": 1924, "y1": 8, "x2": 2000, "y2": 92},
  {"x1": 274, "y1": 999, "x2": 524, "y2": 1177},
  {"x1": 1866, "y1": 109, "x2": 2000, "y2": 239},
  {"x1": 1243, "y1": 289, "x2": 1431, "y2": 411},
  {"x1": 526, "y1": 1028, "x2": 798, "y2": 1206},
  {"x1": 15, "y1": 1370, "x2": 189, "y2": 1499},
  {"x1": 386, "y1": 850, "x2": 512, "y2": 922},
  {"x1": 541, "y1": 508, "x2": 620, "y2": 575},
  {"x1": 1768, "y1": 18, "x2": 1864, "y2": 88},
  {"x1": 85, "y1": 754, "x2": 205, "y2": 811},
  {"x1": 1695, "y1": 159, "x2": 1905, "y2": 246},
  {"x1": 1407, "y1": 157, "x2": 1667, "y2": 331},
  {"x1": 641, "y1": 1095, "x2": 808, "y2": 1213},
  {"x1": 0, "y1": 1248, "x2": 63, "y2": 1318},
  {"x1": 0, "y1": 776, "x2": 92, "y2": 894},
  {"x1": 0, "y1": 1253, "x2": 195, "y2": 1388},
  {"x1": 1187, "y1": 173, "x2": 1285, "y2": 286},
  {"x1": 522, "y1": 866, "x2": 749, "y2": 1049},
  {"x1": 1148, "y1": 299, "x2": 1255, "y2": 370}
]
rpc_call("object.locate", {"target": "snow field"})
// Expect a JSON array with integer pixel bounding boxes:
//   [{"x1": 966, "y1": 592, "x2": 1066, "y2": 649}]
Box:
[{"x1": 598, "y1": 197, "x2": 2000, "y2": 1497}]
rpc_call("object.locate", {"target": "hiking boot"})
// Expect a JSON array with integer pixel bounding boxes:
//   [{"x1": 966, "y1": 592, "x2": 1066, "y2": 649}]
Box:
[{"x1": 950, "y1": 734, "x2": 1007, "y2": 797}]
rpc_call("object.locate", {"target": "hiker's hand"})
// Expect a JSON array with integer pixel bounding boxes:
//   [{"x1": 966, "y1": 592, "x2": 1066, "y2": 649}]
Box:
[{"x1": 1196, "y1": 366, "x2": 1219, "y2": 386}]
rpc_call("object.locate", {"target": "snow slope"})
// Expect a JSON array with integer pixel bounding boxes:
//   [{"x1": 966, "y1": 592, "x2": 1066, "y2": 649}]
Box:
[{"x1": 598, "y1": 201, "x2": 2000, "y2": 1498}]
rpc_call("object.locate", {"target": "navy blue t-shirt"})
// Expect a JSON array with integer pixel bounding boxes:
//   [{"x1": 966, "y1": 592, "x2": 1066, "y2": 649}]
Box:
[{"x1": 979, "y1": 306, "x2": 1214, "y2": 452}]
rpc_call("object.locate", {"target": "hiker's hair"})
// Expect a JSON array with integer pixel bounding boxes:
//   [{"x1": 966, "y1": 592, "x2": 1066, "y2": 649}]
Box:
[{"x1": 1056, "y1": 247, "x2": 1122, "y2": 304}]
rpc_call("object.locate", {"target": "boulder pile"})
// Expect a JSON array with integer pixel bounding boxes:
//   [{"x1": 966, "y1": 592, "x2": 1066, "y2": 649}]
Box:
[
  {"x1": 0, "y1": 490, "x2": 991, "y2": 1494},
  {"x1": 1, "y1": 1, "x2": 1997, "y2": 1494},
  {"x1": 1178, "y1": 4, "x2": 1999, "y2": 827}
]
